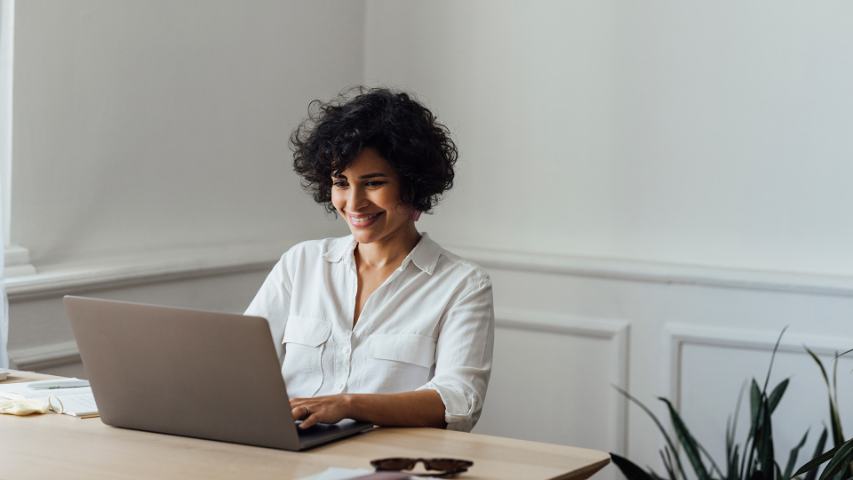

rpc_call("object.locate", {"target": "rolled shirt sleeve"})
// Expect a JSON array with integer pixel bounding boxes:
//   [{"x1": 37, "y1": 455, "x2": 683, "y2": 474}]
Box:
[{"x1": 418, "y1": 275, "x2": 495, "y2": 432}]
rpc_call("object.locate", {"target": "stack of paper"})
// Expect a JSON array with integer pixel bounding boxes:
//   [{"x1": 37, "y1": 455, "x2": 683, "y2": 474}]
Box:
[{"x1": 0, "y1": 378, "x2": 98, "y2": 418}]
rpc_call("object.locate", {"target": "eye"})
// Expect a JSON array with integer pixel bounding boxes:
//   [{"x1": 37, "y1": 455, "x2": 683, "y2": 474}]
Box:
[
  {"x1": 365, "y1": 180, "x2": 387, "y2": 188},
  {"x1": 332, "y1": 179, "x2": 349, "y2": 188}
]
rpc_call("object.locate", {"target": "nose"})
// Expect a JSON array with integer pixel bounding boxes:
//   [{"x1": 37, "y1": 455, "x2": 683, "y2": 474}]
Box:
[{"x1": 346, "y1": 184, "x2": 369, "y2": 210}]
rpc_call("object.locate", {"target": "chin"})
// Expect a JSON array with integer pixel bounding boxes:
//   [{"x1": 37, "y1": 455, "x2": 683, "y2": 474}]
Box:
[{"x1": 349, "y1": 228, "x2": 382, "y2": 244}]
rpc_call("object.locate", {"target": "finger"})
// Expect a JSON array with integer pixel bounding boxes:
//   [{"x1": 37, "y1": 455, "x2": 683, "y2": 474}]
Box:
[
  {"x1": 291, "y1": 405, "x2": 310, "y2": 420},
  {"x1": 300, "y1": 413, "x2": 319, "y2": 429}
]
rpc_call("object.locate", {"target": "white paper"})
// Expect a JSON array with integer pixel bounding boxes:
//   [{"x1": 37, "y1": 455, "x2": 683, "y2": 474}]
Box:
[
  {"x1": 299, "y1": 467, "x2": 373, "y2": 480},
  {"x1": 0, "y1": 379, "x2": 98, "y2": 416}
]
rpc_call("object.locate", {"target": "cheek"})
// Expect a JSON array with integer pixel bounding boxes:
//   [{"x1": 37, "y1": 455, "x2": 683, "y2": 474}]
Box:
[
  {"x1": 376, "y1": 187, "x2": 403, "y2": 210},
  {"x1": 330, "y1": 190, "x2": 346, "y2": 211}
]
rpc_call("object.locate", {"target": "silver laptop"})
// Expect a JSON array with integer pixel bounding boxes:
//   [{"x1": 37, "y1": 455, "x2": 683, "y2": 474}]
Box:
[{"x1": 64, "y1": 295, "x2": 373, "y2": 450}]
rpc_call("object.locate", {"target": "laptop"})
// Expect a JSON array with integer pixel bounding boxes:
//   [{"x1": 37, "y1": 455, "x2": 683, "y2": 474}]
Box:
[{"x1": 63, "y1": 295, "x2": 373, "y2": 450}]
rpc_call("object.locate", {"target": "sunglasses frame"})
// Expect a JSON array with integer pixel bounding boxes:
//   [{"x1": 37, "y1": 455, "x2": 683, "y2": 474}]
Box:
[{"x1": 370, "y1": 457, "x2": 474, "y2": 477}]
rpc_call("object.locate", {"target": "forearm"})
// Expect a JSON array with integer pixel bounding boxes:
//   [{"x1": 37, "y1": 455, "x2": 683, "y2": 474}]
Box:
[{"x1": 346, "y1": 389, "x2": 446, "y2": 428}]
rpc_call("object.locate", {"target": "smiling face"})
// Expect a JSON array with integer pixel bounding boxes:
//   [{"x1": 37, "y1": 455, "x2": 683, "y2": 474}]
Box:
[{"x1": 331, "y1": 148, "x2": 416, "y2": 245}]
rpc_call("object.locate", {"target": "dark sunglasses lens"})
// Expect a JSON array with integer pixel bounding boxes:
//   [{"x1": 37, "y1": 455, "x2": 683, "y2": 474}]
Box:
[
  {"x1": 424, "y1": 459, "x2": 473, "y2": 471},
  {"x1": 372, "y1": 458, "x2": 416, "y2": 470}
]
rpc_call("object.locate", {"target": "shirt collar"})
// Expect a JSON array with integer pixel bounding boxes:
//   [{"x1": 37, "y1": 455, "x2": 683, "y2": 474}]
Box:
[
  {"x1": 321, "y1": 232, "x2": 442, "y2": 275},
  {"x1": 322, "y1": 235, "x2": 356, "y2": 263},
  {"x1": 405, "y1": 232, "x2": 441, "y2": 275}
]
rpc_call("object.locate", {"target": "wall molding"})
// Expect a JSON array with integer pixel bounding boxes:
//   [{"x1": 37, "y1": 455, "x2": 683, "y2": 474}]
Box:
[
  {"x1": 4, "y1": 244, "x2": 36, "y2": 276},
  {"x1": 3, "y1": 241, "x2": 290, "y2": 301},
  {"x1": 8, "y1": 340, "x2": 79, "y2": 372},
  {"x1": 495, "y1": 307, "x2": 630, "y2": 454},
  {"x1": 663, "y1": 323, "x2": 853, "y2": 411},
  {"x1": 448, "y1": 245, "x2": 853, "y2": 298},
  {"x1": 8, "y1": 240, "x2": 853, "y2": 302}
]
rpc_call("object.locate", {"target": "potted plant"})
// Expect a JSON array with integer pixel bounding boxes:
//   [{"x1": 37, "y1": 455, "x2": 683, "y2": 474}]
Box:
[{"x1": 611, "y1": 328, "x2": 852, "y2": 480}]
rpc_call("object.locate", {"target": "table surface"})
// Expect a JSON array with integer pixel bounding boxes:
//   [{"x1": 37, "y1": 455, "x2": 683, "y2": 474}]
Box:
[{"x1": 0, "y1": 371, "x2": 610, "y2": 480}]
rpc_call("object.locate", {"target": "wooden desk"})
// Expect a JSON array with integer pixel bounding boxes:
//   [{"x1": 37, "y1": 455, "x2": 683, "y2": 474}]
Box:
[{"x1": 0, "y1": 372, "x2": 609, "y2": 479}]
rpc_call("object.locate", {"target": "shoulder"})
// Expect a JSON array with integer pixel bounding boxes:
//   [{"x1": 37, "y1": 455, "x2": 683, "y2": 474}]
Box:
[
  {"x1": 438, "y1": 250, "x2": 491, "y2": 289},
  {"x1": 425, "y1": 236, "x2": 491, "y2": 291}
]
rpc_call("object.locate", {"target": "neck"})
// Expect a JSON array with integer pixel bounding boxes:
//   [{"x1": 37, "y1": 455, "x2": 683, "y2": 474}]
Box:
[{"x1": 355, "y1": 223, "x2": 421, "y2": 269}]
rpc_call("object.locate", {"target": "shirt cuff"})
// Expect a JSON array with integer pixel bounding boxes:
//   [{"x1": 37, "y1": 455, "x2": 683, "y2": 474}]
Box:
[{"x1": 417, "y1": 381, "x2": 477, "y2": 432}]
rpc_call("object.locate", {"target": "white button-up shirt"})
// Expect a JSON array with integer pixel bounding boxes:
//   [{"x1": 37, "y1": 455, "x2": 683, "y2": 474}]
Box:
[{"x1": 244, "y1": 233, "x2": 494, "y2": 432}]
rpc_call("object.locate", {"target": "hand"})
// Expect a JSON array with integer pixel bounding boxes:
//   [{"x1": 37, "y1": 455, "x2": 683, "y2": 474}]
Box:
[{"x1": 290, "y1": 394, "x2": 353, "y2": 429}]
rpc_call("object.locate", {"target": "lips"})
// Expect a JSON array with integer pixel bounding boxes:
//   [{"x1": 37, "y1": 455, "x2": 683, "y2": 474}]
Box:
[{"x1": 347, "y1": 212, "x2": 383, "y2": 228}]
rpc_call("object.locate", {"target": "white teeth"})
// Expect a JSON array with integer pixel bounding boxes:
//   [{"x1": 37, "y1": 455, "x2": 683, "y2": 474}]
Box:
[{"x1": 350, "y1": 213, "x2": 380, "y2": 224}]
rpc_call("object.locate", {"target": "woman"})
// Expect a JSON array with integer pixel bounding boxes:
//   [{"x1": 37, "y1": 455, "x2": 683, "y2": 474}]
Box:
[{"x1": 245, "y1": 88, "x2": 494, "y2": 432}]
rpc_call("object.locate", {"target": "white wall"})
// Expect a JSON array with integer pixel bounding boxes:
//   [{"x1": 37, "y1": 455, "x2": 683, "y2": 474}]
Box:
[
  {"x1": 366, "y1": 0, "x2": 853, "y2": 277},
  {"x1": 365, "y1": 1, "x2": 853, "y2": 478},
  {"x1": 6, "y1": 0, "x2": 360, "y2": 416},
  {"x1": 8, "y1": 2, "x2": 853, "y2": 478},
  {"x1": 12, "y1": 0, "x2": 359, "y2": 265}
]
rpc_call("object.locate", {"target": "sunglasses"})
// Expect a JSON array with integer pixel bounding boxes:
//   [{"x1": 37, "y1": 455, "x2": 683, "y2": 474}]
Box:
[{"x1": 370, "y1": 457, "x2": 474, "y2": 477}]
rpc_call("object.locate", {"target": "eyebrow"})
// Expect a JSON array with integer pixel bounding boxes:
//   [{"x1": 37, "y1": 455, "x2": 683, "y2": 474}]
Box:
[
  {"x1": 359, "y1": 173, "x2": 388, "y2": 179},
  {"x1": 332, "y1": 172, "x2": 390, "y2": 181}
]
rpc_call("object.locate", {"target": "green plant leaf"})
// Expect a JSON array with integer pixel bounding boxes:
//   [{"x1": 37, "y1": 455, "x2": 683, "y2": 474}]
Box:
[
  {"x1": 806, "y1": 347, "x2": 830, "y2": 388},
  {"x1": 762, "y1": 327, "x2": 788, "y2": 391},
  {"x1": 745, "y1": 378, "x2": 767, "y2": 477},
  {"x1": 818, "y1": 438, "x2": 853, "y2": 480},
  {"x1": 808, "y1": 347, "x2": 846, "y2": 449},
  {"x1": 752, "y1": 328, "x2": 788, "y2": 480},
  {"x1": 782, "y1": 429, "x2": 809, "y2": 480},
  {"x1": 768, "y1": 378, "x2": 789, "y2": 414},
  {"x1": 726, "y1": 382, "x2": 747, "y2": 480},
  {"x1": 837, "y1": 347, "x2": 853, "y2": 358},
  {"x1": 659, "y1": 397, "x2": 711, "y2": 480},
  {"x1": 660, "y1": 448, "x2": 677, "y2": 480},
  {"x1": 750, "y1": 379, "x2": 762, "y2": 431},
  {"x1": 833, "y1": 347, "x2": 853, "y2": 478},
  {"x1": 697, "y1": 441, "x2": 725, "y2": 478},
  {"x1": 614, "y1": 386, "x2": 688, "y2": 480},
  {"x1": 830, "y1": 355, "x2": 845, "y2": 449},
  {"x1": 727, "y1": 382, "x2": 746, "y2": 458},
  {"x1": 729, "y1": 446, "x2": 741, "y2": 480},
  {"x1": 747, "y1": 378, "x2": 776, "y2": 479},
  {"x1": 830, "y1": 404, "x2": 845, "y2": 450},
  {"x1": 756, "y1": 401, "x2": 776, "y2": 480},
  {"x1": 611, "y1": 453, "x2": 656, "y2": 480},
  {"x1": 795, "y1": 428, "x2": 829, "y2": 479}
]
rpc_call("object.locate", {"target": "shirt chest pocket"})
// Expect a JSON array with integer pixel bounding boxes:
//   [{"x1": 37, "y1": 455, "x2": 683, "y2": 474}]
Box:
[
  {"x1": 282, "y1": 316, "x2": 331, "y2": 397},
  {"x1": 370, "y1": 334, "x2": 436, "y2": 370}
]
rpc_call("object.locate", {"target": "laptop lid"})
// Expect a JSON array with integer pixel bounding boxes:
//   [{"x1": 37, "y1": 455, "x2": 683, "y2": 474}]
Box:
[{"x1": 64, "y1": 296, "x2": 330, "y2": 450}]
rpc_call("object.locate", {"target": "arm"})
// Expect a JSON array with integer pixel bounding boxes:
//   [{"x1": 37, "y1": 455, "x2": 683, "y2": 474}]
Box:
[
  {"x1": 291, "y1": 389, "x2": 446, "y2": 429},
  {"x1": 416, "y1": 275, "x2": 494, "y2": 431}
]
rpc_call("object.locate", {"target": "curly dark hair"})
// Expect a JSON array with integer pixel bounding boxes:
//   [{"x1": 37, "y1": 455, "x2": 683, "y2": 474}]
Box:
[{"x1": 291, "y1": 87, "x2": 458, "y2": 214}]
